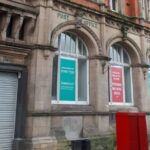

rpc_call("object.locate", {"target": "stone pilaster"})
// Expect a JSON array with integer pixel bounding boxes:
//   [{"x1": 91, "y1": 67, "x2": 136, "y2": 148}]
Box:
[
  {"x1": 89, "y1": 55, "x2": 111, "y2": 134},
  {"x1": 23, "y1": 45, "x2": 57, "y2": 150}
]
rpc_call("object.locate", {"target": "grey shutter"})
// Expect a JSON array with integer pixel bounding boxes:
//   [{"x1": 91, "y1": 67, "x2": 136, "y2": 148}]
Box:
[{"x1": 0, "y1": 72, "x2": 18, "y2": 150}]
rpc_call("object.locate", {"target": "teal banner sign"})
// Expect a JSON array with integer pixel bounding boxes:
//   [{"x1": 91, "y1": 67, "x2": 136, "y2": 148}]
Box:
[
  {"x1": 59, "y1": 58, "x2": 76, "y2": 101},
  {"x1": 148, "y1": 72, "x2": 150, "y2": 96}
]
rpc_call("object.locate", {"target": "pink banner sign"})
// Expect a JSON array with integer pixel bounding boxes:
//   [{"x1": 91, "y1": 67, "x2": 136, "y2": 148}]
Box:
[{"x1": 111, "y1": 66, "x2": 124, "y2": 103}]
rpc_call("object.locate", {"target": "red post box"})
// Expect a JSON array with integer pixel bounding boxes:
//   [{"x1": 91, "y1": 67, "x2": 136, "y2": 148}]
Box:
[{"x1": 116, "y1": 112, "x2": 148, "y2": 150}]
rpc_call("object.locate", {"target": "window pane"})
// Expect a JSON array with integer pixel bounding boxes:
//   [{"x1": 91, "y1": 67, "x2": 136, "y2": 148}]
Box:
[
  {"x1": 114, "y1": 45, "x2": 121, "y2": 62},
  {"x1": 60, "y1": 33, "x2": 66, "y2": 52},
  {"x1": 55, "y1": 36, "x2": 58, "y2": 48},
  {"x1": 83, "y1": 44, "x2": 87, "y2": 56},
  {"x1": 78, "y1": 39, "x2": 83, "y2": 55},
  {"x1": 65, "y1": 33, "x2": 71, "y2": 53},
  {"x1": 124, "y1": 67, "x2": 132, "y2": 103},
  {"x1": 148, "y1": 56, "x2": 150, "y2": 65},
  {"x1": 110, "y1": 0, "x2": 118, "y2": 11},
  {"x1": 70, "y1": 34, "x2": 76, "y2": 54},
  {"x1": 123, "y1": 51, "x2": 129, "y2": 64},
  {"x1": 52, "y1": 55, "x2": 58, "y2": 100},
  {"x1": 113, "y1": 48, "x2": 117, "y2": 61},
  {"x1": 110, "y1": 47, "x2": 113, "y2": 62},
  {"x1": 112, "y1": 0, "x2": 116, "y2": 10},
  {"x1": 78, "y1": 59, "x2": 87, "y2": 101},
  {"x1": 116, "y1": 49, "x2": 121, "y2": 62}
]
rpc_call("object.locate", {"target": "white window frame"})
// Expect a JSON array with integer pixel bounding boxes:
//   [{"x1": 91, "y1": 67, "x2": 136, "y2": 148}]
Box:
[
  {"x1": 109, "y1": 45, "x2": 134, "y2": 106},
  {"x1": 141, "y1": 0, "x2": 146, "y2": 19},
  {"x1": 52, "y1": 32, "x2": 89, "y2": 105},
  {"x1": 147, "y1": 0, "x2": 150, "y2": 20},
  {"x1": 148, "y1": 55, "x2": 150, "y2": 71},
  {"x1": 109, "y1": 0, "x2": 119, "y2": 12}
]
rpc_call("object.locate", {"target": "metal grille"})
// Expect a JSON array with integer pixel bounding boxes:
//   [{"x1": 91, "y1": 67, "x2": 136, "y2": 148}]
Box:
[{"x1": 0, "y1": 72, "x2": 18, "y2": 150}]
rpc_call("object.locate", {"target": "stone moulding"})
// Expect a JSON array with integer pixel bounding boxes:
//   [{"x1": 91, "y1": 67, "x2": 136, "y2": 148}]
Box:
[
  {"x1": 28, "y1": 111, "x2": 116, "y2": 117},
  {"x1": 50, "y1": 20, "x2": 103, "y2": 54},
  {"x1": 106, "y1": 35, "x2": 144, "y2": 64},
  {"x1": 0, "y1": 40, "x2": 57, "y2": 52},
  {"x1": 0, "y1": 0, "x2": 39, "y2": 15}
]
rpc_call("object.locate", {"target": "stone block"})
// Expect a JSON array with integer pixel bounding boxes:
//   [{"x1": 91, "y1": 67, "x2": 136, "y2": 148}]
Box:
[{"x1": 63, "y1": 117, "x2": 83, "y2": 140}]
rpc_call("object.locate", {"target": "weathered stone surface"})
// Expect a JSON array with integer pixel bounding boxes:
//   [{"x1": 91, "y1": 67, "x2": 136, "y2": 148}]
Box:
[{"x1": 63, "y1": 117, "x2": 83, "y2": 140}]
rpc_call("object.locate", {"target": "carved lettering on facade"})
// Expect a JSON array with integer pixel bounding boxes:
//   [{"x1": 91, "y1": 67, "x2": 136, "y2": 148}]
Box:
[
  {"x1": 57, "y1": 12, "x2": 98, "y2": 29},
  {"x1": 57, "y1": 12, "x2": 69, "y2": 21},
  {"x1": 0, "y1": 56, "x2": 13, "y2": 63},
  {"x1": 82, "y1": 19, "x2": 98, "y2": 29}
]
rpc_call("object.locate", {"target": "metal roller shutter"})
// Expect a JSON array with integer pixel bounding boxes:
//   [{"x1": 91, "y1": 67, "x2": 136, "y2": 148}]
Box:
[{"x1": 0, "y1": 72, "x2": 18, "y2": 150}]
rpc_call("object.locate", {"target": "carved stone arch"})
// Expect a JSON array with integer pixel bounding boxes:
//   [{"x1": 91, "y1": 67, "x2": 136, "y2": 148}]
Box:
[
  {"x1": 50, "y1": 20, "x2": 102, "y2": 56},
  {"x1": 106, "y1": 35, "x2": 144, "y2": 64}
]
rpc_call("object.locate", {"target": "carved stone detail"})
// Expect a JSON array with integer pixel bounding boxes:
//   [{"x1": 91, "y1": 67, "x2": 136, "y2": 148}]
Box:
[
  {"x1": 75, "y1": 10, "x2": 85, "y2": 28},
  {"x1": 121, "y1": 25, "x2": 129, "y2": 40}
]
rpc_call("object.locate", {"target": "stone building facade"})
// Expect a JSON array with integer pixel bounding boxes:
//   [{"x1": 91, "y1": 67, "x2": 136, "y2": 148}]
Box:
[{"x1": 0, "y1": 0, "x2": 150, "y2": 150}]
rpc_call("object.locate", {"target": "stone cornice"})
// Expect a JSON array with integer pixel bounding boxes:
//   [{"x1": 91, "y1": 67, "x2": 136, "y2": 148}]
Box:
[
  {"x1": 54, "y1": 0, "x2": 103, "y2": 16},
  {"x1": 54, "y1": 0, "x2": 150, "y2": 34},
  {"x1": 0, "y1": 41, "x2": 57, "y2": 53},
  {"x1": 0, "y1": 0, "x2": 39, "y2": 16},
  {"x1": 32, "y1": 44, "x2": 57, "y2": 51},
  {"x1": 28, "y1": 111, "x2": 114, "y2": 117},
  {"x1": 0, "y1": 40, "x2": 31, "y2": 53},
  {"x1": 27, "y1": 111, "x2": 150, "y2": 117}
]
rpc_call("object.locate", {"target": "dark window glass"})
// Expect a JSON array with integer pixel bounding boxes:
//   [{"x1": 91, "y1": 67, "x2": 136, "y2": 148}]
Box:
[
  {"x1": 124, "y1": 67, "x2": 132, "y2": 102},
  {"x1": 19, "y1": 19, "x2": 26, "y2": 40},
  {"x1": 52, "y1": 55, "x2": 58, "y2": 100},
  {"x1": 6, "y1": 16, "x2": 14, "y2": 38},
  {"x1": 78, "y1": 58, "x2": 87, "y2": 101}
]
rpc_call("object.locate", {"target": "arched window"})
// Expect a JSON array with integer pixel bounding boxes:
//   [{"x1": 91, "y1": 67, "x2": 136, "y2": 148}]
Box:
[
  {"x1": 52, "y1": 32, "x2": 89, "y2": 104},
  {"x1": 109, "y1": 44, "x2": 133, "y2": 104}
]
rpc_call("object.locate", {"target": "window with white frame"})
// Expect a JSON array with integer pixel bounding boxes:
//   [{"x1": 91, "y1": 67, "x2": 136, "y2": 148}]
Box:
[
  {"x1": 109, "y1": 44, "x2": 133, "y2": 105},
  {"x1": 147, "y1": 55, "x2": 150, "y2": 73},
  {"x1": 147, "y1": 0, "x2": 150, "y2": 20},
  {"x1": 141, "y1": 0, "x2": 146, "y2": 19},
  {"x1": 52, "y1": 32, "x2": 89, "y2": 104},
  {"x1": 109, "y1": 0, "x2": 118, "y2": 12}
]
